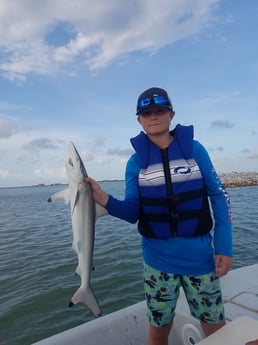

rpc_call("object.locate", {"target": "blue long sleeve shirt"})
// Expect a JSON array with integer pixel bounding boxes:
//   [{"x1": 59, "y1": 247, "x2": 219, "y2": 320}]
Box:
[{"x1": 106, "y1": 139, "x2": 232, "y2": 275}]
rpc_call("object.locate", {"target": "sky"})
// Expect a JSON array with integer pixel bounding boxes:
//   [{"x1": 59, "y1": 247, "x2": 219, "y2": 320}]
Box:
[{"x1": 0, "y1": 0, "x2": 257, "y2": 187}]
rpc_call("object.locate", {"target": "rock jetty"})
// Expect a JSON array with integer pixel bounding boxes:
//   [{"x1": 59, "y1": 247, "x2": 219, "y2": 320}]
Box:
[{"x1": 219, "y1": 172, "x2": 258, "y2": 188}]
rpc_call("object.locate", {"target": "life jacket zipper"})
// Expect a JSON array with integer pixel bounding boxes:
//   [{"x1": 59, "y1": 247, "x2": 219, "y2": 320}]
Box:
[{"x1": 161, "y1": 148, "x2": 178, "y2": 236}]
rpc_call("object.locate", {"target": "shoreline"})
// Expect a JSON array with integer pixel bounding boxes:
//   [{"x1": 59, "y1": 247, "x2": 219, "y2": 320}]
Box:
[
  {"x1": 39, "y1": 171, "x2": 258, "y2": 188},
  {"x1": 219, "y1": 172, "x2": 258, "y2": 188},
  {"x1": 1, "y1": 172, "x2": 258, "y2": 189}
]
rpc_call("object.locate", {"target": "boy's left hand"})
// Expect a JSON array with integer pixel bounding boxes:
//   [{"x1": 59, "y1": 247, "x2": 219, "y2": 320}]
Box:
[{"x1": 215, "y1": 255, "x2": 232, "y2": 277}]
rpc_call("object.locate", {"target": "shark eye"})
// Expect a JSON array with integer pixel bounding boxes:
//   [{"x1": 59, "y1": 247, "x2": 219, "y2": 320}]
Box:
[{"x1": 68, "y1": 158, "x2": 74, "y2": 167}]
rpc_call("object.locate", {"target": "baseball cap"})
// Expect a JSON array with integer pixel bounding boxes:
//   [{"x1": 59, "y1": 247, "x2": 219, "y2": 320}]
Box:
[{"x1": 136, "y1": 87, "x2": 173, "y2": 115}]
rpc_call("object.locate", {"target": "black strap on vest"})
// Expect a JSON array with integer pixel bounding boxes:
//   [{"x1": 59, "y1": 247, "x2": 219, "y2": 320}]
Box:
[
  {"x1": 143, "y1": 209, "x2": 202, "y2": 223},
  {"x1": 140, "y1": 188, "x2": 205, "y2": 207},
  {"x1": 161, "y1": 148, "x2": 178, "y2": 236}
]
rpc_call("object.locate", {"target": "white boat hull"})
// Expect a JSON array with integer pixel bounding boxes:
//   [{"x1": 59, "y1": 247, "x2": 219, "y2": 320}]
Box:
[{"x1": 33, "y1": 264, "x2": 258, "y2": 345}]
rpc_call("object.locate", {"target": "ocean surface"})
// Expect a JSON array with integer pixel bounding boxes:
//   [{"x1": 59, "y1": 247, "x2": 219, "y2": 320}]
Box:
[{"x1": 0, "y1": 182, "x2": 258, "y2": 345}]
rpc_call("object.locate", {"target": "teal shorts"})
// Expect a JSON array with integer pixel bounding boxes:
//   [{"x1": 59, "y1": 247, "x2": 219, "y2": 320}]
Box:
[{"x1": 144, "y1": 263, "x2": 225, "y2": 327}]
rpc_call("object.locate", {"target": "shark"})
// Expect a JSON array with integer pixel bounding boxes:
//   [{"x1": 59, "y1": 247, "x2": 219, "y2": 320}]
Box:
[{"x1": 48, "y1": 142, "x2": 107, "y2": 317}]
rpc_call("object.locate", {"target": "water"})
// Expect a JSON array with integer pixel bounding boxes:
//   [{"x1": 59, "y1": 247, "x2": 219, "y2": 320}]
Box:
[{"x1": 0, "y1": 183, "x2": 257, "y2": 345}]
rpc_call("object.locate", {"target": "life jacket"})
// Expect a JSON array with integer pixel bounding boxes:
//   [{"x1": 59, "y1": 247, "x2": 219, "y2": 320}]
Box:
[{"x1": 130, "y1": 124, "x2": 213, "y2": 239}]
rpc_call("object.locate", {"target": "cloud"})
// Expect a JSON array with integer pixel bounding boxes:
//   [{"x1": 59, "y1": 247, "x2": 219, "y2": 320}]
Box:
[
  {"x1": 208, "y1": 146, "x2": 224, "y2": 152},
  {"x1": 0, "y1": 115, "x2": 21, "y2": 138},
  {"x1": 0, "y1": 101, "x2": 21, "y2": 111},
  {"x1": 79, "y1": 137, "x2": 106, "y2": 161},
  {"x1": 199, "y1": 92, "x2": 240, "y2": 106},
  {"x1": 210, "y1": 120, "x2": 234, "y2": 129},
  {"x1": 242, "y1": 148, "x2": 258, "y2": 160},
  {"x1": 0, "y1": 0, "x2": 219, "y2": 81},
  {"x1": 106, "y1": 147, "x2": 133, "y2": 156},
  {"x1": 34, "y1": 164, "x2": 66, "y2": 180},
  {"x1": 0, "y1": 169, "x2": 9, "y2": 178},
  {"x1": 88, "y1": 137, "x2": 106, "y2": 151},
  {"x1": 15, "y1": 138, "x2": 60, "y2": 165},
  {"x1": 22, "y1": 138, "x2": 59, "y2": 150}
]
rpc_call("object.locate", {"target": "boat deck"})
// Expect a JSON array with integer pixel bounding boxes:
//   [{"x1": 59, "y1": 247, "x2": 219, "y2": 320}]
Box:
[{"x1": 33, "y1": 264, "x2": 258, "y2": 345}]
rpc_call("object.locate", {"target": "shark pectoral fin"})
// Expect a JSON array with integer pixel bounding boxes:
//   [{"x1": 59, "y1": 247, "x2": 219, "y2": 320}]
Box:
[
  {"x1": 75, "y1": 264, "x2": 82, "y2": 276},
  {"x1": 48, "y1": 188, "x2": 70, "y2": 204},
  {"x1": 72, "y1": 240, "x2": 80, "y2": 253},
  {"x1": 70, "y1": 286, "x2": 101, "y2": 317},
  {"x1": 70, "y1": 189, "x2": 79, "y2": 213},
  {"x1": 95, "y1": 204, "x2": 108, "y2": 218}
]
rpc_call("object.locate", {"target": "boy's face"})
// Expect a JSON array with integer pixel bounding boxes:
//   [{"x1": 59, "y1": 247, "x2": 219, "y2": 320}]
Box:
[{"x1": 138, "y1": 108, "x2": 174, "y2": 136}]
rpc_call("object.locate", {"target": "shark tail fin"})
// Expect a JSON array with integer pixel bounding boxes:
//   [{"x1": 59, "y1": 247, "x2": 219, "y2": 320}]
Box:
[{"x1": 69, "y1": 286, "x2": 101, "y2": 317}]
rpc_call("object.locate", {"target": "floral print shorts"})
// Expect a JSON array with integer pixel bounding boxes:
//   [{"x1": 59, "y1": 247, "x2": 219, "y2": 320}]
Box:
[{"x1": 144, "y1": 263, "x2": 225, "y2": 327}]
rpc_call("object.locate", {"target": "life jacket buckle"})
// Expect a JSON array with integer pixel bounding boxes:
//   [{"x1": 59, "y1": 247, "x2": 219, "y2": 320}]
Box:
[{"x1": 170, "y1": 212, "x2": 180, "y2": 220}]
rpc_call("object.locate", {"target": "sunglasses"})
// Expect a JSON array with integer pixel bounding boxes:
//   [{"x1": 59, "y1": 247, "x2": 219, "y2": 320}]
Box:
[{"x1": 137, "y1": 96, "x2": 171, "y2": 113}]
